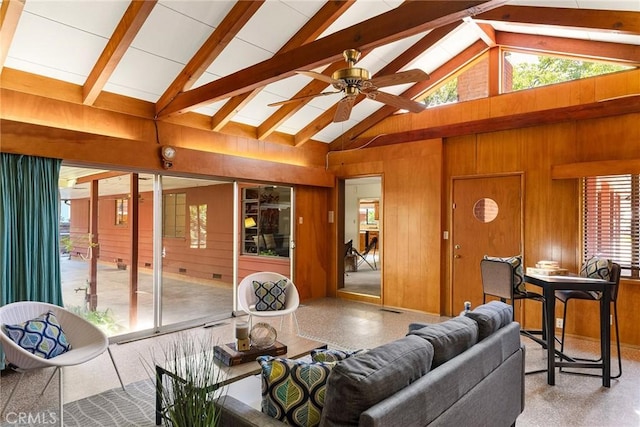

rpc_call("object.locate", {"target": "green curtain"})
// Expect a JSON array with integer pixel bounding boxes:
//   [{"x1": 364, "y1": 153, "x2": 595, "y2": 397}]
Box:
[{"x1": 0, "y1": 153, "x2": 63, "y2": 368}]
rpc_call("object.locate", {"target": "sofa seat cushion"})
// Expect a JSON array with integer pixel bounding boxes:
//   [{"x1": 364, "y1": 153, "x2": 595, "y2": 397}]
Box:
[
  {"x1": 464, "y1": 301, "x2": 513, "y2": 340},
  {"x1": 321, "y1": 334, "x2": 433, "y2": 426},
  {"x1": 407, "y1": 316, "x2": 478, "y2": 368}
]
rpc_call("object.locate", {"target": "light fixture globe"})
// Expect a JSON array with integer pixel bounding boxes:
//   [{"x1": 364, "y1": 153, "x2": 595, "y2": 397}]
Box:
[
  {"x1": 160, "y1": 145, "x2": 176, "y2": 169},
  {"x1": 161, "y1": 145, "x2": 176, "y2": 160}
]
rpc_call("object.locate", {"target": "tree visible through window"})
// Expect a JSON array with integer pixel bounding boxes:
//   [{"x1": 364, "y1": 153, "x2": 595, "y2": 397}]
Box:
[
  {"x1": 506, "y1": 52, "x2": 631, "y2": 93},
  {"x1": 115, "y1": 198, "x2": 128, "y2": 225},
  {"x1": 189, "y1": 204, "x2": 207, "y2": 249},
  {"x1": 424, "y1": 79, "x2": 458, "y2": 108},
  {"x1": 583, "y1": 175, "x2": 640, "y2": 279}
]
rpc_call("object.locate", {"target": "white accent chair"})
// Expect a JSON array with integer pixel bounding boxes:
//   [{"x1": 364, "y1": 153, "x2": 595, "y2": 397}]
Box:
[
  {"x1": 237, "y1": 272, "x2": 300, "y2": 334},
  {"x1": 0, "y1": 301, "x2": 125, "y2": 425}
]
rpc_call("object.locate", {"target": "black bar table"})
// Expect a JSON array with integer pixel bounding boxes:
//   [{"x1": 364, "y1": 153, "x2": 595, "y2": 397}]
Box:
[{"x1": 524, "y1": 274, "x2": 614, "y2": 387}]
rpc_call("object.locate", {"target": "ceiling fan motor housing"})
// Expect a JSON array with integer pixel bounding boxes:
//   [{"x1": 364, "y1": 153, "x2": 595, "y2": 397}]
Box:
[{"x1": 332, "y1": 67, "x2": 370, "y2": 90}]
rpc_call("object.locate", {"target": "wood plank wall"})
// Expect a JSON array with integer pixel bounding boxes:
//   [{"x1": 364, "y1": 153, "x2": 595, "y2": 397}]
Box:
[
  {"x1": 443, "y1": 112, "x2": 640, "y2": 346},
  {"x1": 293, "y1": 186, "x2": 330, "y2": 301},
  {"x1": 4, "y1": 65, "x2": 640, "y2": 346},
  {"x1": 68, "y1": 184, "x2": 235, "y2": 283},
  {"x1": 333, "y1": 69, "x2": 640, "y2": 346},
  {"x1": 328, "y1": 139, "x2": 443, "y2": 314}
]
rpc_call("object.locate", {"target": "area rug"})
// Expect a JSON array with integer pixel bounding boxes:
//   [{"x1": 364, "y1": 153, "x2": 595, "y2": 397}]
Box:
[
  {"x1": 1, "y1": 380, "x2": 157, "y2": 427},
  {"x1": 63, "y1": 380, "x2": 156, "y2": 427}
]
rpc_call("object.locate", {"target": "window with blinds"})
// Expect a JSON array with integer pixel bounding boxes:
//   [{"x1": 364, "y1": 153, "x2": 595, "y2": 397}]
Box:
[{"x1": 582, "y1": 175, "x2": 640, "y2": 278}]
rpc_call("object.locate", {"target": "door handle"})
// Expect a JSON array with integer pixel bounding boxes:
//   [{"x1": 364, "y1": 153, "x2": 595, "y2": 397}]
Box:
[
  {"x1": 454, "y1": 244, "x2": 461, "y2": 249},
  {"x1": 454, "y1": 254, "x2": 461, "y2": 259}
]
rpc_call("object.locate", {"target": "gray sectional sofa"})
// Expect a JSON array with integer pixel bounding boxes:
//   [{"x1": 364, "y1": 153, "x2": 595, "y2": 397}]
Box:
[{"x1": 216, "y1": 301, "x2": 525, "y2": 427}]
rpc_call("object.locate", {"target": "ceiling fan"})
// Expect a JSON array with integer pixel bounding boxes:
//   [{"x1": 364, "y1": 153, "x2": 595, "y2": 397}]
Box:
[{"x1": 268, "y1": 49, "x2": 429, "y2": 123}]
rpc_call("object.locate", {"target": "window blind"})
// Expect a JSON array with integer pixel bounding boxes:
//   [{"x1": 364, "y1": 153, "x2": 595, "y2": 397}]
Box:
[{"x1": 583, "y1": 175, "x2": 640, "y2": 278}]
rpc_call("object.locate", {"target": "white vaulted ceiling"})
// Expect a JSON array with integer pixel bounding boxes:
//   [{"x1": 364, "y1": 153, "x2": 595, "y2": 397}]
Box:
[{"x1": 2, "y1": 0, "x2": 639, "y2": 146}]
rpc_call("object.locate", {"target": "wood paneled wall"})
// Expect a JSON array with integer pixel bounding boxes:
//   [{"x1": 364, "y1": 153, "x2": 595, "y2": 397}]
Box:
[
  {"x1": 294, "y1": 186, "x2": 330, "y2": 301},
  {"x1": 329, "y1": 139, "x2": 443, "y2": 314},
  {"x1": 4, "y1": 61, "x2": 640, "y2": 346},
  {"x1": 442, "y1": 113, "x2": 640, "y2": 345}
]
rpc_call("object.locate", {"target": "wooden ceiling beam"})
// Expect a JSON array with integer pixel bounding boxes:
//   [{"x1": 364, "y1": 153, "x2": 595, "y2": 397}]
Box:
[
  {"x1": 83, "y1": 0, "x2": 157, "y2": 105},
  {"x1": 157, "y1": 0, "x2": 509, "y2": 119},
  {"x1": 346, "y1": 95, "x2": 640, "y2": 149},
  {"x1": 155, "y1": 1, "x2": 265, "y2": 115},
  {"x1": 76, "y1": 171, "x2": 130, "y2": 184},
  {"x1": 0, "y1": 0, "x2": 25, "y2": 72},
  {"x1": 211, "y1": 0, "x2": 355, "y2": 132},
  {"x1": 476, "y1": 5, "x2": 640, "y2": 35},
  {"x1": 295, "y1": 22, "x2": 461, "y2": 147},
  {"x1": 329, "y1": 40, "x2": 489, "y2": 150},
  {"x1": 470, "y1": 22, "x2": 497, "y2": 47},
  {"x1": 496, "y1": 32, "x2": 640, "y2": 65}
]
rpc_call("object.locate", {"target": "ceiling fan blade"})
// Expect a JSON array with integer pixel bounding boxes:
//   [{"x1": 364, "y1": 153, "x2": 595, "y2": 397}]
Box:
[
  {"x1": 296, "y1": 70, "x2": 341, "y2": 86},
  {"x1": 334, "y1": 96, "x2": 356, "y2": 122},
  {"x1": 267, "y1": 91, "x2": 342, "y2": 107},
  {"x1": 366, "y1": 69, "x2": 429, "y2": 89},
  {"x1": 366, "y1": 90, "x2": 425, "y2": 113}
]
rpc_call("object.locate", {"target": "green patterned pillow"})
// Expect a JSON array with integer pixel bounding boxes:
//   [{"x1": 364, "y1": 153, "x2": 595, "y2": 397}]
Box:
[
  {"x1": 2, "y1": 311, "x2": 71, "y2": 359},
  {"x1": 310, "y1": 348, "x2": 367, "y2": 363},
  {"x1": 580, "y1": 257, "x2": 612, "y2": 299},
  {"x1": 252, "y1": 279, "x2": 287, "y2": 311},
  {"x1": 258, "y1": 356, "x2": 335, "y2": 427},
  {"x1": 484, "y1": 255, "x2": 526, "y2": 295}
]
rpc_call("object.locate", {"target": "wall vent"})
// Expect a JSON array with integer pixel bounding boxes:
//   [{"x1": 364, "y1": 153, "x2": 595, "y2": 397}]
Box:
[
  {"x1": 212, "y1": 273, "x2": 222, "y2": 279},
  {"x1": 179, "y1": 268, "x2": 187, "y2": 273}
]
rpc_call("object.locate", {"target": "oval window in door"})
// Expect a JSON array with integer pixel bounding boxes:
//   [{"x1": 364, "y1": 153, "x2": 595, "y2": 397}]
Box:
[{"x1": 473, "y1": 198, "x2": 499, "y2": 223}]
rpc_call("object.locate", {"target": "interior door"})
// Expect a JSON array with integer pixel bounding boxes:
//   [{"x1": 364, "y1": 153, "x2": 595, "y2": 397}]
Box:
[{"x1": 451, "y1": 175, "x2": 522, "y2": 313}]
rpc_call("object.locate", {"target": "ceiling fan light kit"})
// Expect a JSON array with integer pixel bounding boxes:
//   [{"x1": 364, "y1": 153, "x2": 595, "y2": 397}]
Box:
[{"x1": 268, "y1": 48, "x2": 429, "y2": 123}]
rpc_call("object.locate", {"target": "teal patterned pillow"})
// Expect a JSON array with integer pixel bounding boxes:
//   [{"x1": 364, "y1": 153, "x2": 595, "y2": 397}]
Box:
[
  {"x1": 310, "y1": 348, "x2": 367, "y2": 363},
  {"x1": 253, "y1": 279, "x2": 287, "y2": 311},
  {"x1": 580, "y1": 257, "x2": 612, "y2": 299},
  {"x1": 484, "y1": 255, "x2": 526, "y2": 295},
  {"x1": 2, "y1": 311, "x2": 71, "y2": 359},
  {"x1": 258, "y1": 356, "x2": 334, "y2": 427}
]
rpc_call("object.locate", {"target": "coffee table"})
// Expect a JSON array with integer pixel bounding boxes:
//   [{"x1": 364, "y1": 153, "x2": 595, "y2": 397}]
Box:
[{"x1": 155, "y1": 326, "x2": 326, "y2": 425}]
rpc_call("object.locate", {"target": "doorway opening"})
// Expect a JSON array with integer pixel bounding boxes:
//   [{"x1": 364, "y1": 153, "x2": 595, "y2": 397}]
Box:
[{"x1": 340, "y1": 176, "x2": 381, "y2": 299}]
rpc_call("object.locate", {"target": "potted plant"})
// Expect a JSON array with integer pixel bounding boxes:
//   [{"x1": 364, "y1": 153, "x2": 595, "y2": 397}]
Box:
[
  {"x1": 60, "y1": 235, "x2": 73, "y2": 259},
  {"x1": 149, "y1": 334, "x2": 225, "y2": 427}
]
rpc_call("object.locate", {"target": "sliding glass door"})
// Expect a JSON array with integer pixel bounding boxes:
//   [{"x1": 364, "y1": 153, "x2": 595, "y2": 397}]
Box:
[{"x1": 59, "y1": 166, "x2": 234, "y2": 338}]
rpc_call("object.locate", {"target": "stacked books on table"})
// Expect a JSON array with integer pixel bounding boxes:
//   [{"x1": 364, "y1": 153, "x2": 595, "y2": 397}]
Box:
[
  {"x1": 214, "y1": 341, "x2": 287, "y2": 366},
  {"x1": 526, "y1": 260, "x2": 569, "y2": 276}
]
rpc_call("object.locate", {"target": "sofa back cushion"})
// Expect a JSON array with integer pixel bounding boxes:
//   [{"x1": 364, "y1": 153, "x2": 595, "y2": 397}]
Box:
[
  {"x1": 464, "y1": 301, "x2": 513, "y2": 340},
  {"x1": 320, "y1": 334, "x2": 433, "y2": 426},
  {"x1": 407, "y1": 316, "x2": 478, "y2": 368}
]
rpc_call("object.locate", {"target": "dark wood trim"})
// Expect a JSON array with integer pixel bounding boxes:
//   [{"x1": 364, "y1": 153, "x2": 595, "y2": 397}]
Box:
[
  {"x1": 552, "y1": 159, "x2": 640, "y2": 179},
  {"x1": 346, "y1": 94, "x2": 640, "y2": 149}
]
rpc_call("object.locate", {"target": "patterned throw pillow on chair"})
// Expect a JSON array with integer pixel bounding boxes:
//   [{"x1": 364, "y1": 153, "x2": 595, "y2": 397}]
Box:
[
  {"x1": 258, "y1": 356, "x2": 335, "y2": 427},
  {"x1": 580, "y1": 257, "x2": 612, "y2": 299},
  {"x1": 2, "y1": 311, "x2": 71, "y2": 359},
  {"x1": 484, "y1": 254, "x2": 526, "y2": 295},
  {"x1": 253, "y1": 279, "x2": 287, "y2": 311}
]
